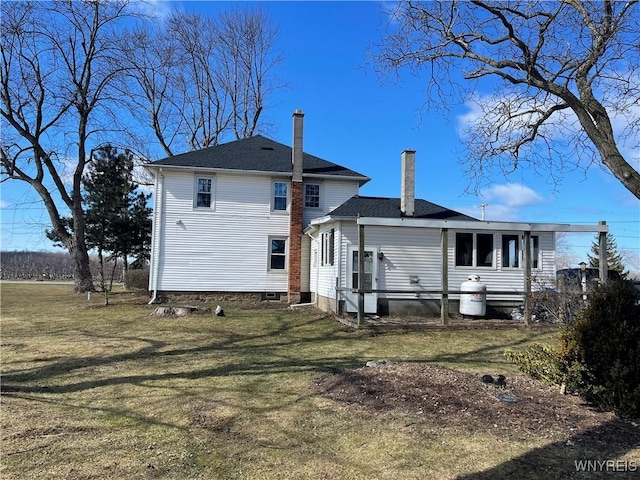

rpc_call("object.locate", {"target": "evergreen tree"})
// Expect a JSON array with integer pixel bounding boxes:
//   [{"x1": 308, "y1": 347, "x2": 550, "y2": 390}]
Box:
[
  {"x1": 83, "y1": 145, "x2": 152, "y2": 275},
  {"x1": 48, "y1": 145, "x2": 152, "y2": 301},
  {"x1": 587, "y1": 233, "x2": 627, "y2": 277}
]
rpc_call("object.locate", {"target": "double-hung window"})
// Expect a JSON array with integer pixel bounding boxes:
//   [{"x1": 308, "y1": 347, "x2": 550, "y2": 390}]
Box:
[
  {"x1": 269, "y1": 237, "x2": 287, "y2": 271},
  {"x1": 455, "y1": 232, "x2": 494, "y2": 267},
  {"x1": 273, "y1": 181, "x2": 288, "y2": 211},
  {"x1": 195, "y1": 177, "x2": 213, "y2": 208},
  {"x1": 304, "y1": 183, "x2": 321, "y2": 208}
]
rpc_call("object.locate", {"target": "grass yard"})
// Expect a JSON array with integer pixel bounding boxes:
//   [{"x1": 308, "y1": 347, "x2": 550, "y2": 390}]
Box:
[{"x1": 1, "y1": 283, "x2": 638, "y2": 479}]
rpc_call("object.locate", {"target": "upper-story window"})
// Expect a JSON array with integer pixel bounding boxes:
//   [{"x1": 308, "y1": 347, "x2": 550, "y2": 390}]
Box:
[
  {"x1": 273, "y1": 181, "x2": 288, "y2": 211},
  {"x1": 304, "y1": 183, "x2": 321, "y2": 208},
  {"x1": 455, "y1": 232, "x2": 494, "y2": 267},
  {"x1": 195, "y1": 177, "x2": 213, "y2": 208}
]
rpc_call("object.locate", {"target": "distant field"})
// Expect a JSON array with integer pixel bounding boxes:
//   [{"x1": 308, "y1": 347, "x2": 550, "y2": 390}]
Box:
[{"x1": 1, "y1": 284, "x2": 637, "y2": 479}]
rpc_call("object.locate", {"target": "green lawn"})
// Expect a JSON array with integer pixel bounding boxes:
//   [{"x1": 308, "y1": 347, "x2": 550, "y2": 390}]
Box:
[{"x1": 1, "y1": 284, "x2": 636, "y2": 479}]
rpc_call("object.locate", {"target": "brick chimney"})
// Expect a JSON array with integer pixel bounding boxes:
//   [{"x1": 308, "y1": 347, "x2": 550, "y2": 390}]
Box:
[
  {"x1": 401, "y1": 149, "x2": 416, "y2": 217},
  {"x1": 288, "y1": 110, "x2": 304, "y2": 303}
]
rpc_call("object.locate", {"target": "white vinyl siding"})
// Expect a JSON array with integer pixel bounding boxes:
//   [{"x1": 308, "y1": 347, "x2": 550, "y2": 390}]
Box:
[
  {"x1": 155, "y1": 172, "x2": 289, "y2": 292},
  {"x1": 309, "y1": 222, "x2": 557, "y2": 306},
  {"x1": 302, "y1": 181, "x2": 359, "y2": 226},
  {"x1": 151, "y1": 171, "x2": 361, "y2": 293}
]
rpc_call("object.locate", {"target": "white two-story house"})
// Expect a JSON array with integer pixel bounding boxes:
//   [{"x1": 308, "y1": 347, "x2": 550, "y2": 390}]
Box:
[
  {"x1": 146, "y1": 111, "x2": 369, "y2": 304},
  {"x1": 147, "y1": 110, "x2": 609, "y2": 317}
]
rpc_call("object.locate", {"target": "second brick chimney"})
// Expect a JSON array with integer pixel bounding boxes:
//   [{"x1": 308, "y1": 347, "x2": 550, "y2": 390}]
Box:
[
  {"x1": 401, "y1": 149, "x2": 416, "y2": 217},
  {"x1": 288, "y1": 110, "x2": 304, "y2": 303}
]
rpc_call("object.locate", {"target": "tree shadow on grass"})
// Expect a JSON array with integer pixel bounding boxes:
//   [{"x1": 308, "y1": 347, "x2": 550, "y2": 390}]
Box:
[
  {"x1": 0, "y1": 316, "x2": 555, "y2": 397},
  {"x1": 455, "y1": 417, "x2": 640, "y2": 480},
  {"x1": 0, "y1": 315, "x2": 362, "y2": 396}
]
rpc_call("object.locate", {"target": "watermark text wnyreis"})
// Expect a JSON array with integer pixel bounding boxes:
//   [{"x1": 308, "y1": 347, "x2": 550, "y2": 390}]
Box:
[{"x1": 575, "y1": 460, "x2": 637, "y2": 472}]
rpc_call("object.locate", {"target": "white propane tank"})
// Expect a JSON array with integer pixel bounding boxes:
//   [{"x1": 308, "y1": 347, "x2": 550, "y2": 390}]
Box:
[{"x1": 460, "y1": 275, "x2": 486, "y2": 317}]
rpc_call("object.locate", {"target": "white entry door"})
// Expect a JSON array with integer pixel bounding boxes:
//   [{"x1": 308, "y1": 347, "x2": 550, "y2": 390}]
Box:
[{"x1": 346, "y1": 246, "x2": 378, "y2": 313}]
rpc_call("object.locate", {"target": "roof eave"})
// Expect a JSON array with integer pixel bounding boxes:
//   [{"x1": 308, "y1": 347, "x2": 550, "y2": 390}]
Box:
[{"x1": 357, "y1": 216, "x2": 609, "y2": 232}]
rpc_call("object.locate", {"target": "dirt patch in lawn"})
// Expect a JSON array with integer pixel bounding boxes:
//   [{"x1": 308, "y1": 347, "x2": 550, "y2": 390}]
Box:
[{"x1": 313, "y1": 363, "x2": 639, "y2": 446}]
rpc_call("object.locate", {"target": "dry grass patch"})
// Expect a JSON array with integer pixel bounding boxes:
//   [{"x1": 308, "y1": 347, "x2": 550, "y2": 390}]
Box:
[{"x1": 1, "y1": 283, "x2": 638, "y2": 479}]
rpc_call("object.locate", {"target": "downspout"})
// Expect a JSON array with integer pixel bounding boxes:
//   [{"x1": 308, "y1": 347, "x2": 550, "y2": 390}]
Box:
[
  {"x1": 336, "y1": 220, "x2": 343, "y2": 314},
  {"x1": 148, "y1": 168, "x2": 164, "y2": 304}
]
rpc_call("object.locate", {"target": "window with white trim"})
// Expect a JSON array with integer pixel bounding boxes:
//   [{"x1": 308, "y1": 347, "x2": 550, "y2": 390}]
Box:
[
  {"x1": 455, "y1": 232, "x2": 494, "y2": 267},
  {"x1": 304, "y1": 183, "x2": 321, "y2": 208},
  {"x1": 195, "y1": 177, "x2": 213, "y2": 208},
  {"x1": 273, "y1": 181, "x2": 288, "y2": 211},
  {"x1": 269, "y1": 237, "x2": 287, "y2": 270},
  {"x1": 321, "y1": 229, "x2": 334, "y2": 266},
  {"x1": 531, "y1": 235, "x2": 540, "y2": 269},
  {"x1": 502, "y1": 234, "x2": 520, "y2": 268}
]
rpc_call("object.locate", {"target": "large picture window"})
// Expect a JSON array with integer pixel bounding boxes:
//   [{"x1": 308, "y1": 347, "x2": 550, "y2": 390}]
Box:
[
  {"x1": 269, "y1": 237, "x2": 287, "y2": 270},
  {"x1": 455, "y1": 232, "x2": 494, "y2": 267}
]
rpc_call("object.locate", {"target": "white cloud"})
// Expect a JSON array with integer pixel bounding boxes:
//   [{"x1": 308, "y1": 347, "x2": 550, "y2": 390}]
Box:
[
  {"x1": 130, "y1": 0, "x2": 176, "y2": 21},
  {"x1": 455, "y1": 183, "x2": 546, "y2": 222},
  {"x1": 480, "y1": 183, "x2": 544, "y2": 208}
]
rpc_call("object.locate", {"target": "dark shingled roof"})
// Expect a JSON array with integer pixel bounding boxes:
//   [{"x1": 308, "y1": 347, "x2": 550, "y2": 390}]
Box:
[
  {"x1": 149, "y1": 135, "x2": 369, "y2": 182},
  {"x1": 328, "y1": 196, "x2": 477, "y2": 221}
]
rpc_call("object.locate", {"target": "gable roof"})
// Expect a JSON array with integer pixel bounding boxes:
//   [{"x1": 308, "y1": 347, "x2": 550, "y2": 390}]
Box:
[
  {"x1": 327, "y1": 196, "x2": 477, "y2": 221},
  {"x1": 148, "y1": 135, "x2": 369, "y2": 183}
]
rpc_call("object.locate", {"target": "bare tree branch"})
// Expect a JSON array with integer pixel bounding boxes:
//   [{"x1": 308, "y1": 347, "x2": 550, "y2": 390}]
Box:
[
  {"x1": 1, "y1": 0, "x2": 142, "y2": 292},
  {"x1": 374, "y1": 0, "x2": 640, "y2": 198}
]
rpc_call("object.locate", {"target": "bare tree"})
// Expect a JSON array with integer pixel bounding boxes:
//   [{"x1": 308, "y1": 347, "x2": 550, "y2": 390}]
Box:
[
  {"x1": 123, "y1": 6, "x2": 284, "y2": 155},
  {"x1": 374, "y1": 0, "x2": 640, "y2": 199},
  {"x1": 1, "y1": 0, "x2": 140, "y2": 292}
]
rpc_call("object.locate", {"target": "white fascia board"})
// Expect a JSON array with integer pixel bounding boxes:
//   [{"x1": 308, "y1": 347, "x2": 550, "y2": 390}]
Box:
[
  {"x1": 303, "y1": 173, "x2": 371, "y2": 186},
  {"x1": 145, "y1": 163, "x2": 290, "y2": 178},
  {"x1": 357, "y1": 216, "x2": 608, "y2": 233},
  {"x1": 309, "y1": 215, "x2": 354, "y2": 227}
]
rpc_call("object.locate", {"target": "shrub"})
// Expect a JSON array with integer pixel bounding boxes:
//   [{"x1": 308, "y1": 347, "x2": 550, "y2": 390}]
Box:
[
  {"x1": 506, "y1": 280, "x2": 640, "y2": 418},
  {"x1": 124, "y1": 268, "x2": 149, "y2": 292},
  {"x1": 563, "y1": 280, "x2": 640, "y2": 417},
  {"x1": 504, "y1": 344, "x2": 564, "y2": 387}
]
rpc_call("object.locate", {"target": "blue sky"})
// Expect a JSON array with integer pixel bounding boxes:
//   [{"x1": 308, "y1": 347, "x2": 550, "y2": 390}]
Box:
[{"x1": 1, "y1": 0, "x2": 638, "y2": 272}]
